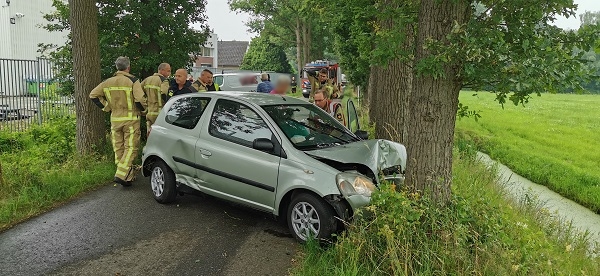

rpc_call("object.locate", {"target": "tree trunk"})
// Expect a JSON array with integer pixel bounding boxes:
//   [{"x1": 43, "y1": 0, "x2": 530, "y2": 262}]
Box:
[
  {"x1": 371, "y1": 2, "x2": 413, "y2": 144},
  {"x1": 307, "y1": 23, "x2": 312, "y2": 60},
  {"x1": 139, "y1": 0, "x2": 161, "y2": 78},
  {"x1": 296, "y1": 17, "x2": 302, "y2": 76},
  {"x1": 372, "y1": 58, "x2": 411, "y2": 143},
  {"x1": 405, "y1": 0, "x2": 469, "y2": 204},
  {"x1": 367, "y1": 65, "x2": 380, "y2": 127},
  {"x1": 69, "y1": 0, "x2": 105, "y2": 155},
  {"x1": 302, "y1": 20, "x2": 309, "y2": 65}
]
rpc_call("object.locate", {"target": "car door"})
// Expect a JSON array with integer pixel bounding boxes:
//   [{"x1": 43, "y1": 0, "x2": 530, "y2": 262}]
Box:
[
  {"x1": 346, "y1": 98, "x2": 360, "y2": 133},
  {"x1": 195, "y1": 98, "x2": 280, "y2": 212},
  {"x1": 163, "y1": 96, "x2": 212, "y2": 179}
]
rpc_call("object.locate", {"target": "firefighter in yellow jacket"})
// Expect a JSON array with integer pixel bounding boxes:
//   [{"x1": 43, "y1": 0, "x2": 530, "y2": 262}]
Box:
[
  {"x1": 141, "y1": 63, "x2": 171, "y2": 135},
  {"x1": 192, "y1": 69, "x2": 221, "y2": 92},
  {"x1": 305, "y1": 68, "x2": 340, "y2": 103},
  {"x1": 89, "y1": 56, "x2": 148, "y2": 187}
]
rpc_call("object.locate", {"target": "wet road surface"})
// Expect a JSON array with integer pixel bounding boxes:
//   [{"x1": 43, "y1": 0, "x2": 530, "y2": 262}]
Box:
[{"x1": 0, "y1": 176, "x2": 298, "y2": 276}]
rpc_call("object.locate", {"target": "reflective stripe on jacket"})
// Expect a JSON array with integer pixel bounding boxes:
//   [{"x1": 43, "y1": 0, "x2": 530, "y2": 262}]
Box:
[
  {"x1": 141, "y1": 73, "x2": 168, "y2": 116},
  {"x1": 89, "y1": 71, "x2": 147, "y2": 121}
]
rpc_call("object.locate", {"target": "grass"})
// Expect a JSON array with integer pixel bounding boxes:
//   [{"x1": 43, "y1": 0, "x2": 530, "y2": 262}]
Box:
[
  {"x1": 455, "y1": 92, "x2": 600, "y2": 213},
  {"x1": 0, "y1": 116, "x2": 115, "y2": 231},
  {"x1": 291, "y1": 149, "x2": 600, "y2": 275}
]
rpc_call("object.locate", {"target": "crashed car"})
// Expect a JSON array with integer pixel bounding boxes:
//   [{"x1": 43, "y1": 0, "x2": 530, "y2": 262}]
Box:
[{"x1": 141, "y1": 91, "x2": 406, "y2": 242}]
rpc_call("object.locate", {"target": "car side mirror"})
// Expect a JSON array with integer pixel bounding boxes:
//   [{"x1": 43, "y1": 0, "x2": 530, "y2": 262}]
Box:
[
  {"x1": 354, "y1": 130, "x2": 369, "y2": 140},
  {"x1": 253, "y1": 138, "x2": 275, "y2": 152}
]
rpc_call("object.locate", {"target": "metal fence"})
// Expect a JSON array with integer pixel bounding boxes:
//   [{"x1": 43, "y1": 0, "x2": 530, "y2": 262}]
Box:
[{"x1": 0, "y1": 58, "x2": 74, "y2": 132}]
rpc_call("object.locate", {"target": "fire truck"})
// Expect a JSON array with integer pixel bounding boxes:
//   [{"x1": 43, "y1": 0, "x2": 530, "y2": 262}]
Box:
[{"x1": 301, "y1": 60, "x2": 342, "y2": 99}]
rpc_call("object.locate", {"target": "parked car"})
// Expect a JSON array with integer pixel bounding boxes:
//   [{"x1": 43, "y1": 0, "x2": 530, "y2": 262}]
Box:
[
  {"x1": 212, "y1": 73, "x2": 262, "y2": 92},
  {"x1": 213, "y1": 72, "x2": 293, "y2": 92},
  {"x1": 141, "y1": 91, "x2": 406, "y2": 242}
]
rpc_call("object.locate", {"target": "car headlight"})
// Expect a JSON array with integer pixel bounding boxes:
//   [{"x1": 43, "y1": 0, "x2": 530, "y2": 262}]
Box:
[{"x1": 336, "y1": 172, "x2": 376, "y2": 197}]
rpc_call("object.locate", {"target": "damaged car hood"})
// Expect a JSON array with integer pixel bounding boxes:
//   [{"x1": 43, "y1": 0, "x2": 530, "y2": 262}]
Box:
[{"x1": 306, "y1": 139, "x2": 407, "y2": 176}]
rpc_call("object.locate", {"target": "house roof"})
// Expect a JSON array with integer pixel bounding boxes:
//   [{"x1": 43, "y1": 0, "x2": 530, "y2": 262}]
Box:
[{"x1": 218, "y1": 41, "x2": 249, "y2": 66}]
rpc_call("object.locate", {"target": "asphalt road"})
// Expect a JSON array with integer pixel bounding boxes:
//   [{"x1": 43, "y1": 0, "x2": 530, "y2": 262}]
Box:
[{"x1": 0, "y1": 176, "x2": 298, "y2": 276}]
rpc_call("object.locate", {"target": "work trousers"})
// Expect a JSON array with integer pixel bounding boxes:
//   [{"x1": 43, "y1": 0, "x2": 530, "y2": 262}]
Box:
[
  {"x1": 110, "y1": 119, "x2": 141, "y2": 182},
  {"x1": 146, "y1": 114, "x2": 158, "y2": 131}
]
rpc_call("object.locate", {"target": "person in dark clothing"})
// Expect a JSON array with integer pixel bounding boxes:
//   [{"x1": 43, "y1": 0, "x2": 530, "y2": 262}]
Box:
[
  {"x1": 291, "y1": 76, "x2": 297, "y2": 93},
  {"x1": 166, "y1": 68, "x2": 198, "y2": 100}
]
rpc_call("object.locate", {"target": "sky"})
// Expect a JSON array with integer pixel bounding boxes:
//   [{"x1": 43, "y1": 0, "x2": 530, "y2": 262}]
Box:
[{"x1": 202, "y1": 0, "x2": 600, "y2": 42}]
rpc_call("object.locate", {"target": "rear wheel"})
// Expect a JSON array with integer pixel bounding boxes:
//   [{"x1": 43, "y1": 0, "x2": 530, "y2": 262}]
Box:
[
  {"x1": 150, "y1": 160, "x2": 177, "y2": 203},
  {"x1": 287, "y1": 193, "x2": 337, "y2": 242}
]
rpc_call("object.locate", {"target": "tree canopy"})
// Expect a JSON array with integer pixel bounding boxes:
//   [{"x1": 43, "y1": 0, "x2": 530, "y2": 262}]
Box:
[
  {"x1": 240, "y1": 34, "x2": 293, "y2": 73},
  {"x1": 40, "y1": 0, "x2": 211, "y2": 93}
]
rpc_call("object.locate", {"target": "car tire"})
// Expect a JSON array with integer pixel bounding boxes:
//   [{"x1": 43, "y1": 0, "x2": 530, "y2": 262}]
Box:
[
  {"x1": 287, "y1": 193, "x2": 337, "y2": 243},
  {"x1": 150, "y1": 160, "x2": 177, "y2": 204}
]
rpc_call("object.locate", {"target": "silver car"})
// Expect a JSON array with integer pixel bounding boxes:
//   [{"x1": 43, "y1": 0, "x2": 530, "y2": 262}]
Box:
[{"x1": 141, "y1": 92, "x2": 406, "y2": 242}]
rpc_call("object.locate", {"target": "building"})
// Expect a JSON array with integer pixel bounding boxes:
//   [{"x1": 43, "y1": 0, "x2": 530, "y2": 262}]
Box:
[
  {"x1": 217, "y1": 41, "x2": 249, "y2": 71},
  {"x1": 0, "y1": 0, "x2": 68, "y2": 60},
  {"x1": 194, "y1": 33, "x2": 218, "y2": 69},
  {"x1": 0, "y1": 0, "x2": 68, "y2": 97}
]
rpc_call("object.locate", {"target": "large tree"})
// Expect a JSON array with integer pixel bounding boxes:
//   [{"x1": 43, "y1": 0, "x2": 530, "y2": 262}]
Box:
[
  {"x1": 311, "y1": 0, "x2": 598, "y2": 203},
  {"x1": 41, "y1": 0, "x2": 211, "y2": 93},
  {"x1": 240, "y1": 34, "x2": 293, "y2": 73},
  {"x1": 68, "y1": 0, "x2": 105, "y2": 154}
]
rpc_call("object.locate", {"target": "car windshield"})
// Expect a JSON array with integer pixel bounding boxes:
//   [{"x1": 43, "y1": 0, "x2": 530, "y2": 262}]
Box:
[{"x1": 263, "y1": 104, "x2": 360, "y2": 150}]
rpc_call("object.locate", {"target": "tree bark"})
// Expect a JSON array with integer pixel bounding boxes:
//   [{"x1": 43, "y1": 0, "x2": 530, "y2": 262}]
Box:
[
  {"x1": 296, "y1": 17, "x2": 302, "y2": 76},
  {"x1": 302, "y1": 20, "x2": 309, "y2": 65},
  {"x1": 405, "y1": 0, "x2": 469, "y2": 204},
  {"x1": 371, "y1": 1, "x2": 413, "y2": 144},
  {"x1": 69, "y1": 0, "x2": 105, "y2": 155},
  {"x1": 139, "y1": 0, "x2": 161, "y2": 78}
]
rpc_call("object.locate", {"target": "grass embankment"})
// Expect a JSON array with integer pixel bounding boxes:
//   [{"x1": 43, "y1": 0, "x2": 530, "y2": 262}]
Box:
[
  {"x1": 0, "y1": 117, "x2": 115, "y2": 231},
  {"x1": 292, "y1": 149, "x2": 600, "y2": 275},
  {"x1": 455, "y1": 92, "x2": 600, "y2": 213}
]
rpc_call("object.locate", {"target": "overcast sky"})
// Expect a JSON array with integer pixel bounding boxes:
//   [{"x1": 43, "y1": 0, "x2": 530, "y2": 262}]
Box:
[{"x1": 203, "y1": 0, "x2": 600, "y2": 42}]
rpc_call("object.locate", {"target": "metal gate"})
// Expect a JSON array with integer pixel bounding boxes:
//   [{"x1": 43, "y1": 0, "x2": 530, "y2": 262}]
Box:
[{"x1": 0, "y1": 58, "x2": 74, "y2": 132}]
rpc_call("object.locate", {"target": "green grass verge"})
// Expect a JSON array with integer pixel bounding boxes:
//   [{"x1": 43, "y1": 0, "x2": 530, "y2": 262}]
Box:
[
  {"x1": 455, "y1": 92, "x2": 600, "y2": 213},
  {"x1": 291, "y1": 150, "x2": 600, "y2": 275},
  {"x1": 0, "y1": 116, "x2": 115, "y2": 231}
]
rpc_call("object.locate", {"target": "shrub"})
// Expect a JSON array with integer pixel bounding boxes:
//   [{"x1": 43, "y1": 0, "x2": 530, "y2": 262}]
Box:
[{"x1": 292, "y1": 152, "x2": 600, "y2": 275}]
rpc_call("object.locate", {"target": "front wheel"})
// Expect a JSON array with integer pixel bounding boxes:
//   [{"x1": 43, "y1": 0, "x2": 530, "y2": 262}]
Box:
[
  {"x1": 150, "y1": 160, "x2": 177, "y2": 203},
  {"x1": 287, "y1": 193, "x2": 337, "y2": 242}
]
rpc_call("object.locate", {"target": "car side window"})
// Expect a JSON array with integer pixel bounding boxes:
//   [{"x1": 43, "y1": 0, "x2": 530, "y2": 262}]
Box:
[
  {"x1": 209, "y1": 99, "x2": 273, "y2": 148},
  {"x1": 226, "y1": 75, "x2": 242, "y2": 87},
  {"x1": 165, "y1": 97, "x2": 211, "y2": 129},
  {"x1": 213, "y1": 76, "x2": 224, "y2": 86}
]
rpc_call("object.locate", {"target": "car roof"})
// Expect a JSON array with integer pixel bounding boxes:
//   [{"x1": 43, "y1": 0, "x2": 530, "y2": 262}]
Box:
[
  {"x1": 213, "y1": 73, "x2": 260, "y2": 76},
  {"x1": 182, "y1": 91, "x2": 310, "y2": 106}
]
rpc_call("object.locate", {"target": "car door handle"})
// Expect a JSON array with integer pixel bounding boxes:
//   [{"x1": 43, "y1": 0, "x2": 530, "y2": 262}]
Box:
[{"x1": 198, "y1": 148, "x2": 212, "y2": 157}]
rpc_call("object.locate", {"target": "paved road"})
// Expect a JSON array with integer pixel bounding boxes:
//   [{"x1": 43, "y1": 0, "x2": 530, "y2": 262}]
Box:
[{"x1": 0, "y1": 176, "x2": 298, "y2": 276}]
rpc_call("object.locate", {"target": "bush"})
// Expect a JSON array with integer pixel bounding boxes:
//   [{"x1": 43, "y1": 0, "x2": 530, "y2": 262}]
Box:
[
  {"x1": 0, "y1": 118, "x2": 115, "y2": 230},
  {"x1": 292, "y1": 152, "x2": 600, "y2": 275}
]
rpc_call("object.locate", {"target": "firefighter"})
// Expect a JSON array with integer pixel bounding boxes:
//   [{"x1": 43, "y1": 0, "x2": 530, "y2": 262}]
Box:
[
  {"x1": 89, "y1": 56, "x2": 147, "y2": 187},
  {"x1": 313, "y1": 89, "x2": 345, "y2": 126},
  {"x1": 291, "y1": 76, "x2": 297, "y2": 94},
  {"x1": 192, "y1": 69, "x2": 221, "y2": 92},
  {"x1": 141, "y1": 63, "x2": 171, "y2": 134},
  {"x1": 305, "y1": 68, "x2": 340, "y2": 102}
]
